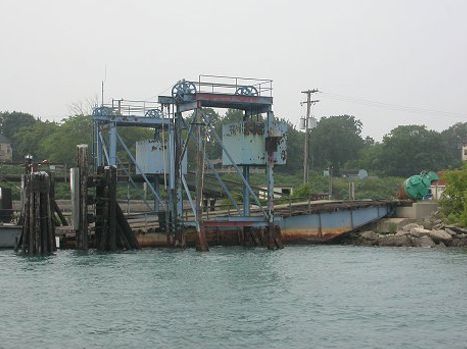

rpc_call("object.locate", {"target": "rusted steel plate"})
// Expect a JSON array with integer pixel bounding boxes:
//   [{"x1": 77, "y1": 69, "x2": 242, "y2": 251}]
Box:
[{"x1": 130, "y1": 202, "x2": 394, "y2": 247}]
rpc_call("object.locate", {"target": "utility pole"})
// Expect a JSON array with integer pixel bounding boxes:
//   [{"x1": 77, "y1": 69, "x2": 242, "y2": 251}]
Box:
[{"x1": 301, "y1": 89, "x2": 319, "y2": 184}]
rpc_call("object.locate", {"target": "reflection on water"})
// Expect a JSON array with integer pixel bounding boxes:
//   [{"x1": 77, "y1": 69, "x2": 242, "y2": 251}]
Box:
[{"x1": 1, "y1": 246, "x2": 467, "y2": 349}]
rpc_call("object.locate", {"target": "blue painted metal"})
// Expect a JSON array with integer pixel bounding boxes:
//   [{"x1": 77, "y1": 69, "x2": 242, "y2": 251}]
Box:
[
  {"x1": 266, "y1": 111, "x2": 275, "y2": 225},
  {"x1": 158, "y1": 75, "x2": 273, "y2": 114},
  {"x1": 93, "y1": 114, "x2": 171, "y2": 127},
  {"x1": 136, "y1": 139, "x2": 187, "y2": 175},
  {"x1": 182, "y1": 174, "x2": 198, "y2": 231},
  {"x1": 95, "y1": 121, "x2": 103, "y2": 167},
  {"x1": 279, "y1": 203, "x2": 392, "y2": 243},
  {"x1": 222, "y1": 120, "x2": 287, "y2": 166},
  {"x1": 235, "y1": 86, "x2": 258, "y2": 96},
  {"x1": 201, "y1": 114, "x2": 267, "y2": 218},
  {"x1": 243, "y1": 165, "x2": 250, "y2": 216},
  {"x1": 205, "y1": 158, "x2": 240, "y2": 214},
  {"x1": 115, "y1": 131, "x2": 164, "y2": 206},
  {"x1": 171, "y1": 79, "x2": 197, "y2": 103},
  {"x1": 92, "y1": 102, "x2": 172, "y2": 171},
  {"x1": 182, "y1": 118, "x2": 240, "y2": 213},
  {"x1": 204, "y1": 215, "x2": 271, "y2": 228},
  {"x1": 108, "y1": 123, "x2": 117, "y2": 166}
]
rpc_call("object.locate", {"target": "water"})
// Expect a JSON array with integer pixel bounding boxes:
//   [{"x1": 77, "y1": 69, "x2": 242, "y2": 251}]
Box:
[{"x1": 1, "y1": 246, "x2": 467, "y2": 349}]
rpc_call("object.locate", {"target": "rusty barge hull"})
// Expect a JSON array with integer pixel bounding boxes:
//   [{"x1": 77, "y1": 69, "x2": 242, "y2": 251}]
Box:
[
  {"x1": 136, "y1": 201, "x2": 395, "y2": 247},
  {"x1": 1, "y1": 201, "x2": 395, "y2": 249},
  {"x1": 279, "y1": 201, "x2": 393, "y2": 243}
]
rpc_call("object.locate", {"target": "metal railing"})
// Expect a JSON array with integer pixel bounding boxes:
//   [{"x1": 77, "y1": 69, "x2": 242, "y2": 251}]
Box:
[
  {"x1": 98, "y1": 99, "x2": 165, "y2": 118},
  {"x1": 195, "y1": 74, "x2": 273, "y2": 97}
]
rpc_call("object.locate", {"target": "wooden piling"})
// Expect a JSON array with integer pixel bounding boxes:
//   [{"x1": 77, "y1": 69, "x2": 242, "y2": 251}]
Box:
[
  {"x1": 75, "y1": 145, "x2": 89, "y2": 249},
  {"x1": 108, "y1": 165, "x2": 117, "y2": 250},
  {"x1": 18, "y1": 172, "x2": 56, "y2": 255},
  {"x1": 267, "y1": 224, "x2": 284, "y2": 250},
  {"x1": 95, "y1": 166, "x2": 140, "y2": 251},
  {"x1": 49, "y1": 174, "x2": 68, "y2": 226}
]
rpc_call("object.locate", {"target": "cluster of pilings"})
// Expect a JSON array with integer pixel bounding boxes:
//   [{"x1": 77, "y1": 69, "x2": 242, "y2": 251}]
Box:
[
  {"x1": 72, "y1": 145, "x2": 140, "y2": 251},
  {"x1": 94, "y1": 166, "x2": 140, "y2": 250},
  {"x1": 16, "y1": 144, "x2": 140, "y2": 255},
  {"x1": 17, "y1": 172, "x2": 56, "y2": 255}
]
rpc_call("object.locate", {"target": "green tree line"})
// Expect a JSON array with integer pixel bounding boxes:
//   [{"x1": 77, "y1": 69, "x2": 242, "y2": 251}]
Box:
[{"x1": 0, "y1": 109, "x2": 465, "y2": 178}]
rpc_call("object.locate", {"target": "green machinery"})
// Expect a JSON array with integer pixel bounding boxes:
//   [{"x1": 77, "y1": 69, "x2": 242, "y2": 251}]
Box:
[{"x1": 401, "y1": 171, "x2": 439, "y2": 200}]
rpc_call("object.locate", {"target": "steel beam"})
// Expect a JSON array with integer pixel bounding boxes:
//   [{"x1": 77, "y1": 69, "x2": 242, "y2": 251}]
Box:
[
  {"x1": 243, "y1": 165, "x2": 250, "y2": 216},
  {"x1": 95, "y1": 122, "x2": 103, "y2": 167},
  {"x1": 108, "y1": 122, "x2": 117, "y2": 166},
  {"x1": 93, "y1": 115, "x2": 171, "y2": 127}
]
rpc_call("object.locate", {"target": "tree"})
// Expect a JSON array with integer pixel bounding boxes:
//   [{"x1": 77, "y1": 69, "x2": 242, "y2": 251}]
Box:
[
  {"x1": 0, "y1": 111, "x2": 37, "y2": 139},
  {"x1": 308, "y1": 115, "x2": 365, "y2": 174},
  {"x1": 201, "y1": 108, "x2": 222, "y2": 162},
  {"x1": 440, "y1": 122, "x2": 467, "y2": 168},
  {"x1": 223, "y1": 108, "x2": 244, "y2": 123},
  {"x1": 440, "y1": 164, "x2": 467, "y2": 227},
  {"x1": 12, "y1": 121, "x2": 59, "y2": 161},
  {"x1": 276, "y1": 121, "x2": 304, "y2": 175},
  {"x1": 378, "y1": 125, "x2": 447, "y2": 177},
  {"x1": 346, "y1": 142, "x2": 384, "y2": 174},
  {"x1": 40, "y1": 115, "x2": 93, "y2": 163},
  {"x1": 0, "y1": 111, "x2": 39, "y2": 160}
]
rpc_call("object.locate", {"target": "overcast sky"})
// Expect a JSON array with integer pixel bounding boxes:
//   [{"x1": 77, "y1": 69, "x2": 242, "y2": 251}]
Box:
[{"x1": 0, "y1": 0, "x2": 466, "y2": 140}]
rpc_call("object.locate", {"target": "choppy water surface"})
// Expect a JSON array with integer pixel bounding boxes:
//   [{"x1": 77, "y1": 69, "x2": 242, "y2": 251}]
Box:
[{"x1": 1, "y1": 246, "x2": 467, "y2": 348}]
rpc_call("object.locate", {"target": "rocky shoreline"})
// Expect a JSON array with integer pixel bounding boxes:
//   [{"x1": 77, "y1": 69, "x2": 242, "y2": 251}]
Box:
[{"x1": 343, "y1": 222, "x2": 467, "y2": 248}]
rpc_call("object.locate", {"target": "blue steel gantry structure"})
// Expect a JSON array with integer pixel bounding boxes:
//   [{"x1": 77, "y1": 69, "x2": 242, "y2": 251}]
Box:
[{"x1": 92, "y1": 75, "x2": 286, "y2": 250}]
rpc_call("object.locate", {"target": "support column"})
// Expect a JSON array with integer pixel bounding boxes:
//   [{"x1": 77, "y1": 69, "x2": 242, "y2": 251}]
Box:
[
  {"x1": 167, "y1": 121, "x2": 175, "y2": 239},
  {"x1": 108, "y1": 123, "x2": 117, "y2": 166},
  {"x1": 195, "y1": 110, "x2": 208, "y2": 251},
  {"x1": 154, "y1": 176, "x2": 160, "y2": 213},
  {"x1": 243, "y1": 165, "x2": 250, "y2": 216},
  {"x1": 173, "y1": 109, "x2": 185, "y2": 247},
  {"x1": 265, "y1": 110, "x2": 283, "y2": 250},
  {"x1": 108, "y1": 166, "x2": 117, "y2": 251},
  {"x1": 95, "y1": 122, "x2": 103, "y2": 167},
  {"x1": 76, "y1": 145, "x2": 88, "y2": 250}
]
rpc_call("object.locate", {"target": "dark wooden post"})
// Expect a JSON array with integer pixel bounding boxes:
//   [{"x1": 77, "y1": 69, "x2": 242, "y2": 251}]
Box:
[
  {"x1": 94, "y1": 165, "x2": 139, "y2": 251},
  {"x1": 75, "y1": 145, "x2": 89, "y2": 250},
  {"x1": 19, "y1": 172, "x2": 56, "y2": 255},
  {"x1": 108, "y1": 166, "x2": 117, "y2": 251}
]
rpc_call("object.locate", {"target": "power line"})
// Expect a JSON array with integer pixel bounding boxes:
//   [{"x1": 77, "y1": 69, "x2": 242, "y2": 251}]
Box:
[{"x1": 320, "y1": 91, "x2": 467, "y2": 120}]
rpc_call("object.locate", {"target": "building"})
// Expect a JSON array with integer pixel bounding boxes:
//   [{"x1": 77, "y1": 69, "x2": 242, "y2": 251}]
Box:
[
  {"x1": 430, "y1": 171, "x2": 446, "y2": 201},
  {"x1": 462, "y1": 144, "x2": 467, "y2": 162},
  {"x1": 0, "y1": 135, "x2": 12, "y2": 162},
  {"x1": 259, "y1": 186, "x2": 293, "y2": 200}
]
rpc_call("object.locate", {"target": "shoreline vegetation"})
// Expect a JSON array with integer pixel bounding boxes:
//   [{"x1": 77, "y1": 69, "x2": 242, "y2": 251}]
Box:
[{"x1": 0, "y1": 110, "x2": 465, "y2": 228}]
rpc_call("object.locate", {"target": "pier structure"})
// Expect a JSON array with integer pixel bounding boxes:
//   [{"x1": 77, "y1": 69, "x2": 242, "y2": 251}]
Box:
[
  {"x1": 90, "y1": 75, "x2": 287, "y2": 250},
  {"x1": 91, "y1": 100, "x2": 175, "y2": 244},
  {"x1": 0, "y1": 74, "x2": 400, "y2": 251},
  {"x1": 158, "y1": 75, "x2": 286, "y2": 250}
]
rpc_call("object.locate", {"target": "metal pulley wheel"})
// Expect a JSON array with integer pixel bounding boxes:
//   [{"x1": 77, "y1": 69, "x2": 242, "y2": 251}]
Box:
[
  {"x1": 235, "y1": 86, "x2": 258, "y2": 96},
  {"x1": 145, "y1": 108, "x2": 162, "y2": 118},
  {"x1": 92, "y1": 106, "x2": 114, "y2": 117},
  {"x1": 171, "y1": 79, "x2": 197, "y2": 103}
]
